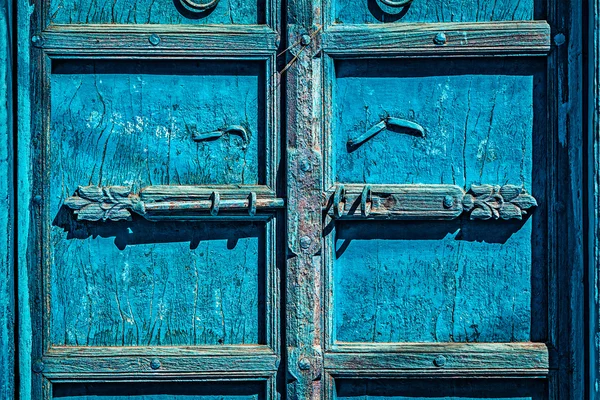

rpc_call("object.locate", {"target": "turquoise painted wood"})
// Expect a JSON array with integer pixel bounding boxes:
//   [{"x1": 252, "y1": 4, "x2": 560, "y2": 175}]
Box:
[
  {"x1": 334, "y1": 379, "x2": 546, "y2": 399},
  {"x1": 52, "y1": 382, "x2": 266, "y2": 399},
  {"x1": 333, "y1": 0, "x2": 536, "y2": 24},
  {"x1": 331, "y1": 58, "x2": 546, "y2": 344},
  {"x1": 48, "y1": 0, "x2": 264, "y2": 24},
  {"x1": 0, "y1": 1, "x2": 14, "y2": 399},
  {"x1": 13, "y1": 0, "x2": 585, "y2": 399},
  {"x1": 50, "y1": 60, "x2": 264, "y2": 187}
]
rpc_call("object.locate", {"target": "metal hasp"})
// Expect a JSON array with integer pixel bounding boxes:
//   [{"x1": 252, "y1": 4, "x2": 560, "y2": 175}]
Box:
[
  {"x1": 191, "y1": 125, "x2": 249, "y2": 146},
  {"x1": 347, "y1": 117, "x2": 425, "y2": 150},
  {"x1": 64, "y1": 185, "x2": 284, "y2": 221},
  {"x1": 180, "y1": 0, "x2": 220, "y2": 11},
  {"x1": 327, "y1": 184, "x2": 537, "y2": 220}
]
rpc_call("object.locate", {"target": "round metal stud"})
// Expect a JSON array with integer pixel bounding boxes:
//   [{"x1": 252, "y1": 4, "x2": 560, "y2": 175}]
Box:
[
  {"x1": 443, "y1": 195, "x2": 454, "y2": 209},
  {"x1": 433, "y1": 355, "x2": 446, "y2": 367},
  {"x1": 298, "y1": 358, "x2": 311, "y2": 371},
  {"x1": 150, "y1": 358, "x2": 161, "y2": 370},
  {"x1": 434, "y1": 32, "x2": 447, "y2": 45},
  {"x1": 32, "y1": 360, "x2": 45, "y2": 373},
  {"x1": 148, "y1": 34, "x2": 161, "y2": 46}
]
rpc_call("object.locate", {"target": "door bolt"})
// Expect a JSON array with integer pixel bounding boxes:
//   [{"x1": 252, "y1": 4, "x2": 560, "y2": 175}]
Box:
[
  {"x1": 300, "y1": 236, "x2": 311, "y2": 249},
  {"x1": 298, "y1": 358, "x2": 311, "y2": 371},
  {"x1": 32, "y1": 360, "x2": 45, "y2": 373},
  {"x1": 150, "y1": 358, "x2": 161, "y2": 370},
  {"x1": 433, "y1": 355, "x2": 446, "y2": 367},
  {"x1": 433, "y1": 32, "x2": 447, "y2": 45},
  {"x1": 149, "y1": 34, "x2": 161, "y2": 46}
]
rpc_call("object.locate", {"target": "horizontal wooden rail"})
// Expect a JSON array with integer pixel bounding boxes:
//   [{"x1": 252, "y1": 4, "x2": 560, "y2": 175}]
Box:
[
  {"x1": 35, "y1": 25, "x2": 278, "y2": 56},
  {"x1": 325, "y1": 342, "x2": 550, "y2": 378},
  {"x1": 41, "y1": 345, "x2": 278, "y2": 381},
  {"x1": 323, "y1": 21, "x2": 551, "y2": 57}
]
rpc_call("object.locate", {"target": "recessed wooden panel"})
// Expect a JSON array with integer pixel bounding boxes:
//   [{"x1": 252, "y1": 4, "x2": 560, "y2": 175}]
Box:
[
  {"x1": 332, "y1": 59, "x2": 544, "y2": 187},
  {"x1": 334, "y1": 379, "x2": 546, "y2": 399},
  {"x1": 49, "y1": 220, "x2": 267, "y2": 346},
  {"x1": 53, "y1": 382, "x2": 265, "y2": 399},
  {"x1": 48, "y1": 0, "x2": 265, "y2": 25},
  {"x1": 332, "y1": 220, "x2": 543, "y2": 343},
  {"x1": 51, "y1": 60, "x2": 266, "y2": 187},
  {"x1": 332, "y1": 0, "x2": 537, "y2": 24}
]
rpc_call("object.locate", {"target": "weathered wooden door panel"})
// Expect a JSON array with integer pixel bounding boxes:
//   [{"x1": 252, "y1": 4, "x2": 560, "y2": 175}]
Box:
[
  {"x1": 50, "y1": 220, "x2": 267, "y2": 347},
  {"x1": 333, "y1": 58, "x2": 544, "y2": 186},
  {"x1": 332, "y1": 0, "x2": 541, "y2": 24},
  {"x1": 50, "y1": 59, "x2": 267, "y2": 187},
  {"x1": 332, "y1": 220, "x2": 545, "y2": 343},
  {"x1": 48, "y1": 0, "x2": 268, "y2": 25},
  {"x1": 333, "y1": 379, "x2": 547, "y2": 400},
  {"x1": 52, "y1": 381, "x2": 266, "y2": 399}
]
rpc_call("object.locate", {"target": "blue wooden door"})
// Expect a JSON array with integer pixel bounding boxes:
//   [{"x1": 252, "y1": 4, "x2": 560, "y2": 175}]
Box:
[
  {"x1": 285, "y1": 0, "x2": 581, "y2": 399},
  {"x1": 20, "y1": 0, "x2": 282, "y2": 399},
  {"x1": 19, "y1": 0, "x2": 583, "y2": 399}
]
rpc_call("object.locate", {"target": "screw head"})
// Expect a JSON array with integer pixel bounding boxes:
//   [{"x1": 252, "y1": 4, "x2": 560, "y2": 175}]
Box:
[
  {"x1": 301, "y1": 34, "x2": 311, "y2": 46},
  {"x1": 150, "y1": 358, "x2": 161, "y2": 370},
  {"x1": 433, "y1": 32, "x2": 447, "y2": 45},
  {"x1": 433, "y1": 355, "x2": 446, "y2": 367},
  {"x1": 149, "y1": 34, "x2": 161, "y2": 46},
  {"x1": 300, "y1": 236, "x2": 311, "y2": 249},
  {"x1": 33, "y1": 195, "x2": 43, "y2": 205},
  {"x1": 298, "y1": 358, "x2": 311, "y2": 371},
  {"x1": 443, "y1": 195, "x2": 454, "y2": 209},
  {"x1": 32, "y1": 360, "x2": 45, "y2": 373},
  {"x1": 31, "y1": 35, "x2": 43, "y2": 47}
]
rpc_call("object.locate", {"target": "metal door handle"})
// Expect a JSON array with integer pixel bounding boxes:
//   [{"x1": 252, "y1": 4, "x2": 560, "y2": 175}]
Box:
[
  {"x1": 347, "y1": 117, "x2": 424, "y2": 150},
  {"x1": 380, "y1": 0, "x2": 414, "y2": 7},
  {"x1": 192, "y1": 125, "x2": 248, "y2": 146},
  {"x1": 180, "y1": 0, "x2": 220, "y2": 11}
]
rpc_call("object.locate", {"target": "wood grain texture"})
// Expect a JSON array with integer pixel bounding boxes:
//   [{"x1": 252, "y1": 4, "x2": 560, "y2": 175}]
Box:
[
  {"x1": 49, "y1": 220, "x2": 266, "y2": 346},
  {"x1": 52, "y1": 381, "x2": 266, "y2": 399},
  {"x1": 323, "y1": 22, "x2": 551, "y2": 57},
  {"x1": 42, "y1": 346, "x2": 277, "y2": 379},
  {"x1": 333, "y1": 378, "x2": 547, "y2": 399},
  {"x1": 332, "y1": 0, "x2": 536, "y2": 24},
  {"x1": 332, "y1": 58, "x2": 542, "y2": 188},
  {"x1": 546, "y1": 0, "x2": 585, "y2": 398},
  {"x1": 0, "y1": 2, "x2": 14, "y2": 399},
  {"x1": 51, "y1": 59, "x2": 264, "y2": 187},
  {"x1": 331, "y1": 219, "x2": 536, "y2": 343},
  {"x1": 592, "y1": 0, "x2": 600, "y2": 397},
  {"x1": 48, "y1": 0, "x2": 264, "y2": 25},
  {"x1": 39, "y1": 25, "x2": 279, "y2": 56},
  {"x1": 326, "y1": 343, "x2": 549, "y2": 378}
]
